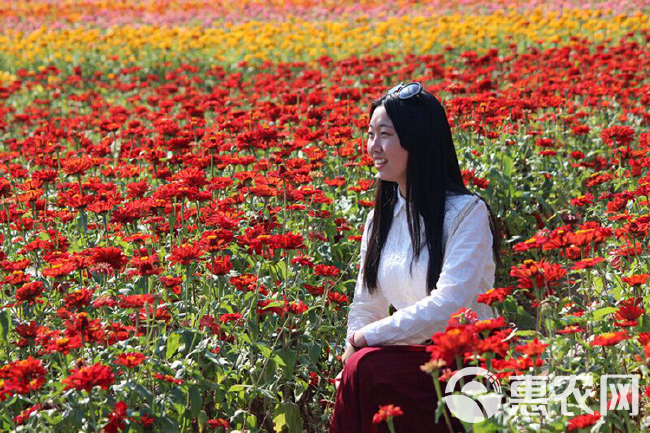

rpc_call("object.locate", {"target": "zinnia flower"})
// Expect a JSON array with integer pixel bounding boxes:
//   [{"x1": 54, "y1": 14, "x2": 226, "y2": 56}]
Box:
[
  {"x1": 115, "y1": 352, "x2": 146, "y2": 368},
  {"x1": 589, "y1": 331, "x2": 630, "y2": 347},
  {"x1": 169, "y1": 243, "x2": 204, "y2": 265},
  {"x1": 568, "y1": 412, "x2": 601, "y2": 431},
  {"x1": 372, "y1": 404, "x2": 403, "y2": 424},
  {"x1": 62, "y1": 363, "x2": 115, "y2": 392}
]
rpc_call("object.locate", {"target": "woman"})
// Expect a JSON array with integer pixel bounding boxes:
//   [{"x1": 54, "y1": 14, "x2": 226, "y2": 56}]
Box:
[{"x1": 329, "y1": 82, "x2": 501, "y2": 432}]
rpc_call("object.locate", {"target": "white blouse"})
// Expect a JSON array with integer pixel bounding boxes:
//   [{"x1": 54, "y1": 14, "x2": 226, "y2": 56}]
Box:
[{"x1": 346, "y1": 190, "x2": 496, "y2": 348}]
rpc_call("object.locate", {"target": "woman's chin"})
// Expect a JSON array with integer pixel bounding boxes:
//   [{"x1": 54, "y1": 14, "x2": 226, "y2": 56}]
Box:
[{"x1": 375, "y1": 173, "x2": 393, "y2": 182}]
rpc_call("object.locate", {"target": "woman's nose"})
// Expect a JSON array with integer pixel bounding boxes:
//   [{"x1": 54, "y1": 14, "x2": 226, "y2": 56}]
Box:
[{"x1": 368, "y1": 137, "x2": 381, "y2": 155}]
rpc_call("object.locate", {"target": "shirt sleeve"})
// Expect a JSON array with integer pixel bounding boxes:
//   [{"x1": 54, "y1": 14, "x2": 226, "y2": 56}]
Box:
[
  {"x1": 345, "y1": 209, "x2": 390, "y2": 350},
  {"x1": 360, "y1": 198, "x2": 493, "y2": 346}
]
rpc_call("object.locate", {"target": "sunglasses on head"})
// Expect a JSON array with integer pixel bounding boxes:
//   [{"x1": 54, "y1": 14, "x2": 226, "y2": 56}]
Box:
[{"x1": 386, "y1": 82, "x2": 423, "y2": 100}]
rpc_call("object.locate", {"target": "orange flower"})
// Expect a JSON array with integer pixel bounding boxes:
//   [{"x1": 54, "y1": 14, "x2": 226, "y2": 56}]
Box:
[
  {"x1": 372, "y1": 404, "x2": 403, "y2": 424},
  {"x1": 510, "y1": 259, "x2": 566, "y2": 294},
  {"x1": 477, "y1": 287, "x2": 512, "y2": 306},
  {"x1": 427, "y1": 326, "x2": 478, "y2": 366},
  {"x1": 115, "y1": 352, "x2": 146, "y2": 368},
  {"x1": 515, "y1": 338, "x2": 548, "y2": 357},
  {"x1": 589, "y1": 331, "x2": 630, "y2": 347},
  {"x1": 621, "y1": 273, "x2": 649, "y2": 286}
]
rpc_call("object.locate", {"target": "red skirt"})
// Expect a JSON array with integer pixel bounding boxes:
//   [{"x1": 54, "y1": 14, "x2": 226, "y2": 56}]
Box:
[{"x1": 328, "y1": 345, "x2": 464, "y2": 433}]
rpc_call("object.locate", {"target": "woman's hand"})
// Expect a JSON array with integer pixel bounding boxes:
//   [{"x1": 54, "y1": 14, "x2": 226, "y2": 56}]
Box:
[
  {"x1": 341, "y1": 331, "x2": 368, "y2": 365},
  {"x1": 334, "y1": 370, "x2": 343, "y2": 390},
  {"x1": 341, "y1": 344, "x2": 356, "y2": 365}
]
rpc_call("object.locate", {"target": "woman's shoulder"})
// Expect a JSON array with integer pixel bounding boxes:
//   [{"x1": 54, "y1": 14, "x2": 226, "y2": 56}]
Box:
[{"x1": 445, "y1": 192, "x2": 480, "y2": 213}]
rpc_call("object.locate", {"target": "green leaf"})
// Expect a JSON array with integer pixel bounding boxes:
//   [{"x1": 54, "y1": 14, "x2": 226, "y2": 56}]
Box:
[
  {"x1": 593, "y1": 307, "x2": 616, "y2": 321},
  {"x1": 278, "y1": 349, "x2": 297, "y2": 379},
  {"x1": 228, "y1": 384, "x2": 249, "y2": 393},
  {"x1": 471, "y1": 418, "x2": 500, "y2": 433},
  {"x1": 0, "y1": 310, "x2": 10, "y2": 347},
  {"x1": 275, "y1": 260, "x2": 288, "y2": 280},
  {"x1": 188, "y1": 385, "x2": 202, "y2": 418},
  {"x1": 515, "y1": 330, "x2": 538, "y2": 337},
  {"x1": 308, "y1": 343, "x2": 321, "y2": 363},
  {"x1": 273, "y1": 402, "x2": 302, "y2": 433},
  {"x1": 166, "y1": 333, "x2": 182, "y2": 360}
]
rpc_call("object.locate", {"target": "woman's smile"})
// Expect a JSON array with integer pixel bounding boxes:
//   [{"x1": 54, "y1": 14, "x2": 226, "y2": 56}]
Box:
[{"x1": 373, "y1": 157, "x2": 388, "y2": 169}]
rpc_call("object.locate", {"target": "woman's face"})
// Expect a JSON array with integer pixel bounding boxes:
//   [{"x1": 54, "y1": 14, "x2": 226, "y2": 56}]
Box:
[{"x1": 367, "y1": 105, "x2": 408, "y2": 190}]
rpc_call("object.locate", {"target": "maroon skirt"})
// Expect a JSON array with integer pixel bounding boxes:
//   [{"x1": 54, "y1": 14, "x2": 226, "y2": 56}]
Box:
[{"x1": 328, "y1": 345, "x2": 465, "y2": 433}]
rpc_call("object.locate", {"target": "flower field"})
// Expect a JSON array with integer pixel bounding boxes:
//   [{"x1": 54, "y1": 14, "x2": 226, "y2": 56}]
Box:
[{"x1": 1, "y1": 0, "x2": 650, "y2": 431}]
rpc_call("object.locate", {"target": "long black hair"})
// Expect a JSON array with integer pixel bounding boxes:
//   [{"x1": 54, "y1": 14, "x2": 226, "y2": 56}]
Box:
[{"x1": 362, "y1": 88, "x2": 501, "y2": 295}]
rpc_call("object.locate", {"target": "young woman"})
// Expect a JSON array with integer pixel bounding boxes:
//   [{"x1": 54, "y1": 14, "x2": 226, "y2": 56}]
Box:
[{"x1": 329, "y1": 82, "x2": 501, "y2": 432}]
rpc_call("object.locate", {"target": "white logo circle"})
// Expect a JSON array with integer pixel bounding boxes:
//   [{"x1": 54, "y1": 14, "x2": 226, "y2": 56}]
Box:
[{"x1": 443, "y1": 367, "x2": 502, "y2": 423}]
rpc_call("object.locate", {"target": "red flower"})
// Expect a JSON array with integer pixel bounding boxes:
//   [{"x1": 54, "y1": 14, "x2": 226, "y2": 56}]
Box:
[
  {"x1": 119, "y1": 294, "x2": 155, "y2": 309},
  {"x1": 104, "y1": 401, "x2": 127, "y2": 433},
  {"x1": 314, "y1": 264, "x2": 340, "y2": 277},
  {"x1": 200, "y1": 229, "x2": 235, "y2": 252},
  {"x1": 13, "y1": 403, "x2": 43, "y2": 425},
  {"x1": 589, "y1": 331, "x2": 630, "y2": 347},
  {"x1": 372, "y1": 404, "x2": 403, "y2": 424},
  {"x1": 601, "y1": 125, "x2": 634, "y2": 146},
  {"x1": 621, "y1": 273, "x2": 649, "y2": 286},
  {"x1": 207, "y1": 418, "x2": 230, "y2": 430},
  {"x1": 169, "y1": 243, "x2": 204, "y2": 265},
  {"x1": 62, "y1": 363, "x2": 115, "y2": 392},
  {"x1": 427, "y1": 327, "x2": 478, "y2": 366},
  {"x1": 63, "y1": 312, "x2": 105, "y2": 343},
  {"x1": 570, "y1": 257, "x2": 605, "y2": 270},
  {"x1": 115, "y1": 352, "x2": 146, "y2": 368},
  {"x1": 476, "y1": 330, "x2": 511, "y2": 357},
  {"x1": 44, "y1": 335, "x2": 83, "y2": 354},
  {"x1": 477, "y1": 287, "x2": 511, "y2": 306},
  {"x1": 139, "y1": 415, "x2": 154, "y2": 427},
  {"x1": 515, "y1": 338, "x2": 548, "y2": 357},
  {"x1": 89, "y1": 247, "x2": 128, "y2": 272},
  {"x1": 63, "y1": 287, "x2": 94, "y2": 310},
  {"x1": 567, "y1": 412, "x2": 601, "y2": 431},
  {"x1": 510, "y1": 259, "x2": 566, "y2": 295},
  {"x1": 257, "y1": 299, "x2": 286, "y2": 317},
  {"x1": 287, "y1": 301, "x2": 308, "y2": 315},
  {"x1": 15, "y1": 281, "x2": 45, "y2": 305},
  {"x1": 570, "y1": 193, "x2": 594, "y2": 207},
  {"x1": 61, "y1": 156, "x2": 95, "y2": 176},
  {"x1": 153, "y1": 373, "x2": 184, "y2": 384},
  {"x1": 473, "y1": 316, "x2": 507, "y2": 334},
  {"x1": 303, "y1": 284, "x2": 324, "y2": 296},
  {"x1": 218, "y1": 313, "x2": 242, "y2": 323},
  {"x1": 614, "y1": 305, "x2": 644, "y2": 327},
  {"x1": 326, "y1": 291, "x2": 348, "y2": 305},
  {"x1": 207, "y1": 255, "x2": 233, "y2": 275},
  {"x1": 557, "y1": 325, "x2": 586, "y2": 335},
  {"x1": 0, "y1": 356, "x2": 47, "y2": 395}
]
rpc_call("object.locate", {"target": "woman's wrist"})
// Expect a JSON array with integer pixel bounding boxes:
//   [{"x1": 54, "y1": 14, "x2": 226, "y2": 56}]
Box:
[
  {"x1": 348, "y1": 331, "x2": 368, "y2": 351},
  {"x1": 347, "y1": 333, "x2": 361, "y2": 351}
]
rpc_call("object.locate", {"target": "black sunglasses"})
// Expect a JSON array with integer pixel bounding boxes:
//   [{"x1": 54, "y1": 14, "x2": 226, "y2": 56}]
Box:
[{"x1": 386, "y1": 82, "x2": 423, "y2": 100}]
